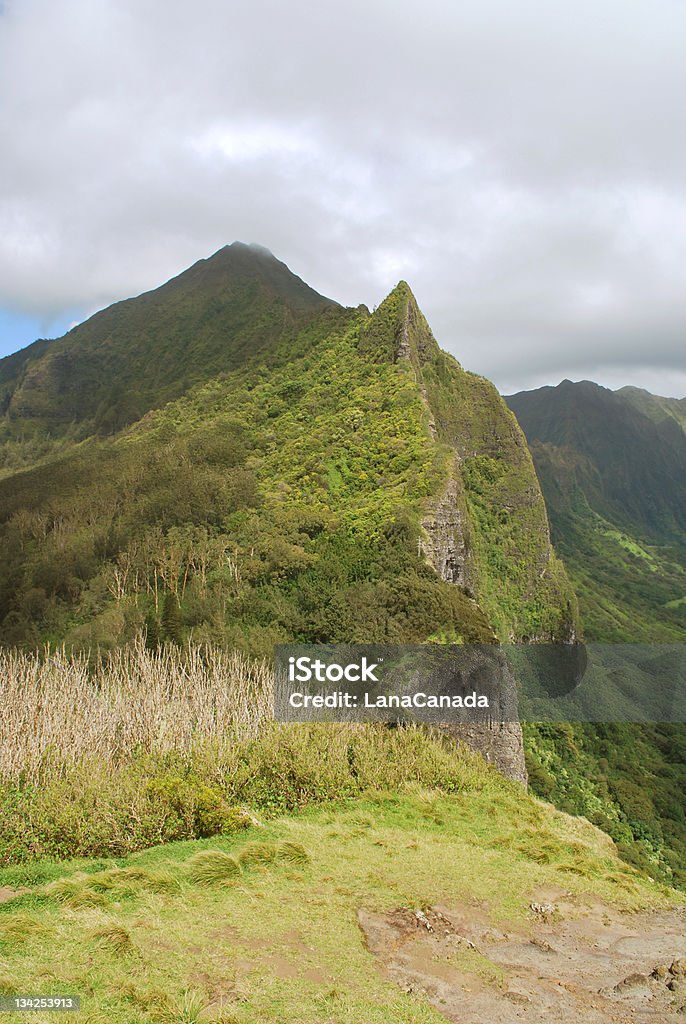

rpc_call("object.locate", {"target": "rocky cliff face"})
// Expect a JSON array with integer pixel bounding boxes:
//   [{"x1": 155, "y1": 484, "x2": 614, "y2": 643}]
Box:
[
  {"x1": 436, "y1": 721, "x2": 528, "y2": 784},
  {"x1": 420, "y1": 467, "x2": 472, "y2": 592},
  {"x1": 360, "y1": 283, "x2": 581, "y2": 784},
  {"x1": 363, "y1": 283, "x2": 577, "y2": 643}
]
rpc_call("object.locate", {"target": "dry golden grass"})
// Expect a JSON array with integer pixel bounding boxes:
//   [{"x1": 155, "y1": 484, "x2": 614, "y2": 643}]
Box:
[{"x1": 0, "y1": 639, "x2": 272, "y2": 782}]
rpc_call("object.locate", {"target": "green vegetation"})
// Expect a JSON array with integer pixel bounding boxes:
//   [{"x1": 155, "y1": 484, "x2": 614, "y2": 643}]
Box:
[
  {"x1": 0, "y1": 308, "x2": 458, "y2": 653},
  {"x1": 524, "y1": 723, "x2": 686, "y2": 888},
  {"x1": 508, "y1": 380, "x2": 686, "y2": 890},
  {"x1": 359, "y1": 284, "x2": 578, "y2": 642},
  {"x1": 526, "y1": 442, "x2": 686, "y2": 642},
  {"x1": 618, "y1": 385, "x2": 686, "y2": 435},
  {"x1": 1, "y1": 643, "x2": 515, "y2": 865},
  {"x1": 0, "y1": 775, "x2": 676, "y2": 1023},
  {"x1": 507, "y1": 379, "x2": 686, "y2": 540},
  {"x1": 0, "y1": 243, "x2": 337, "y2": 443},
  {"x1": 0, "y1": 713, "x2": 497, "y2": 864},
  {"x1": 0, "y1": 260, "x2": 574, "y2": 654},
  {"x1": 0, "y1": 251, "x2": 684, "y2": 1021}
]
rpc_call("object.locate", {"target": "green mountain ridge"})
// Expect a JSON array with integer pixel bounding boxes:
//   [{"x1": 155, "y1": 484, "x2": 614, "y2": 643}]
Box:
[
  {"x1": 1, "y1": 246, "x2": 683, "y2": 887},
  {"x1": 506, "y1": 379, "x2": 686, "y2": 641},
  {"x1": 0, "y1": 250, "x2": 575, "y2": 655},
  {"x1": 618, "y1": 385, "x2": 686, "y2": 435},
  {"x1": 507, "y1": 379, "x2": 686, "y2": 542},
  {"x1": 506, "y1": 379, "x2": 686, "y2": 885},
  {"x1": 0, "y1": 242, "x2": 337, "y2": 442}
]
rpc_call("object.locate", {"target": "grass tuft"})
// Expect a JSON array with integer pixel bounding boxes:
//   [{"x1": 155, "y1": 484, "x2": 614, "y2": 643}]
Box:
[
  {"x1": 147, "y1": 989, "x2": 206, "y2": 1023},
  {"x1": 185, "y1": 851, "x2": 241, "y2": 886},
  {"x1": 90, "y1": 924, "x2": 134, "y2": 954},
  {"x1": 0, "y1": 912, "x2": 51, "y2": 945},
  {"x1": 237, "y1": 842, "x2": 278, "y2": 868},
  {"x1": 89, "y1": 866, "x2": 181, "y2": 895},
  {"x1": 275, "y1": 841, "x2": 310, "y2": 866},
  {"x1": 43, "y1": 876, "x2": 107, "y2": 908}
]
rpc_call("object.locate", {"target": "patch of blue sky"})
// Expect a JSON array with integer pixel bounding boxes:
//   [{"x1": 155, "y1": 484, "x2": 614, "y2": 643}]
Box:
[{"x1": 0, "y1": 307, "x2": 83, "y2": 360}]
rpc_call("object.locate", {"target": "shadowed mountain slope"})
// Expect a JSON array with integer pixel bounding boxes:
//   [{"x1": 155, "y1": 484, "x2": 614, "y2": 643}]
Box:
[
  {"x1": 507, "y1": 379, "x2": 686, "y2": 886},
  {"x1": 0, "y1": 242, "x2": 338, "y2": 439},
  {"x1": 506, "y1": 380, "x2": 686, "y2": 641},
  {"x1": 507, "y1": 379, "x2": 686, "y2": 540}
]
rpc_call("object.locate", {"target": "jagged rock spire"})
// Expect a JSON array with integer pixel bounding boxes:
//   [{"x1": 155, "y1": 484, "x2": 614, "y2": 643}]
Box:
[{"x1": 358, "y1": 281, "x2": 441, "y2": 371}]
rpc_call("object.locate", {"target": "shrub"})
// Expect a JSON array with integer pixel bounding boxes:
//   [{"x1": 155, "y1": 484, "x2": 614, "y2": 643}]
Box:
[{"x1": 145, "y1": 775, "x2": 250, "y2": 839}]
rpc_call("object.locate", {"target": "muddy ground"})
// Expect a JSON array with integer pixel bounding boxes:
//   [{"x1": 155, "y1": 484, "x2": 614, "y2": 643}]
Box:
[{"x1": 359, "y1": 890, "x2": 686, "y2": 1022}]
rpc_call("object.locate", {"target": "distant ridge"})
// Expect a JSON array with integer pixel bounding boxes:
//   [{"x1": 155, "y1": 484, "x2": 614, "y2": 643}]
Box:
[
  {"x1": 616, "y1": 385, "x2": 686, "y2": 435},
  {"x1": 507, "y1": 378, "x2": 686, "y2": 539},
  {"x1": 506, "y1": 379, "x2": 686, "y2": 642}
]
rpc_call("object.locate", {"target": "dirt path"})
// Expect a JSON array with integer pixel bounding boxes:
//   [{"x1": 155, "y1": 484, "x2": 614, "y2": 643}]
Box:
[{"x1": 359, "y1": 891, "x2": 686, "y2": 1022}]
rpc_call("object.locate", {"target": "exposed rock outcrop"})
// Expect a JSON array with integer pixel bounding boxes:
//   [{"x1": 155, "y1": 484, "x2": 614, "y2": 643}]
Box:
[
  {"x1": 436, "y1": 721, "x2": 528, "y2": 785},
  {"x1": 420, "y1": 466, "x2": 472, "y2": 593},
  {"x1": 365, "y1": 282, "x2": 581, "y2": 786}
]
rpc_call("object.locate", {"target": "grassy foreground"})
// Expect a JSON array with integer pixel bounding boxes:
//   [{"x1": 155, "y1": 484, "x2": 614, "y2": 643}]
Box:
[
  {"x1": 0, "y1": 778, "x2": 679, "y2": 1024},
  {"x1": 0, "y1": 645, "x2": 681, "y2": 1021}
]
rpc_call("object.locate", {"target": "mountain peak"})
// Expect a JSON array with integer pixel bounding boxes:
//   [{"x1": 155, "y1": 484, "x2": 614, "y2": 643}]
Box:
[
  {"x1": 1, "y1": 244, "x2": 339, "y2": 435},
  {"x1": 211, "y1": 241, "x2": 276, "y2": 262},
  {"x1": 358, "y1": 280, "x2": 439, "y2": 367},
  {"x1": 557, "y1": 379, "x2": 611, "y2": 394},
  {"x1": 175, "y1": 242, "x2": 337, "y2": 309},
  {"x1": 229, "y1": 240, "x2": 274, "y2": 255},
  {"x1": 389, "y1": 279, "x2": 412, "y2": 295}
]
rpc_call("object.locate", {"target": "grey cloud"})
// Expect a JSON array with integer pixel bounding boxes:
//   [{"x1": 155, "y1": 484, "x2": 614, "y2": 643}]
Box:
[{"x1": 1, "y1": 0, "x2": 685, "y2": 395}]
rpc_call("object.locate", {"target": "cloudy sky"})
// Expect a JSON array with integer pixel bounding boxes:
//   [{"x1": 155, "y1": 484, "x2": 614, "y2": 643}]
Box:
[{"x1": 1, "y1": 0, "x2": 685, "y2": 396}]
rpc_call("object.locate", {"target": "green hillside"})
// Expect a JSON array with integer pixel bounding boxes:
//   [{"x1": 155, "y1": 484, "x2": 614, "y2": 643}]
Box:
[
  {"x1": 1, "y1": 773, "x2": 676, "y2": 1024},
  {"x1": 0, "y1": 251, "x2": 684, "y2": 1018},
  {"x1": 0, "y1": 658, "x2": 679, "y2": 1021},
  {"x1": 618, "y1": 385, "x2": 686, "y2": 435},
  {"x1": 0, "y1": 243, "x2": 336, "y2": 450},
  {"x1": 1, "y1": 246, "x2": 682, "y2": 893},
  {"x1": 507, "y1": 381, "x2": 686, "y2": 885},
  {"x1": 0, "y1": 254, "x2": 574, "y2": 653},
  {"x1": 507, "y1": 380, "x2": 686, "y2": 642},
  {"x1": 507, "y1": 380, "x2": 686, "y2": 542}
]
